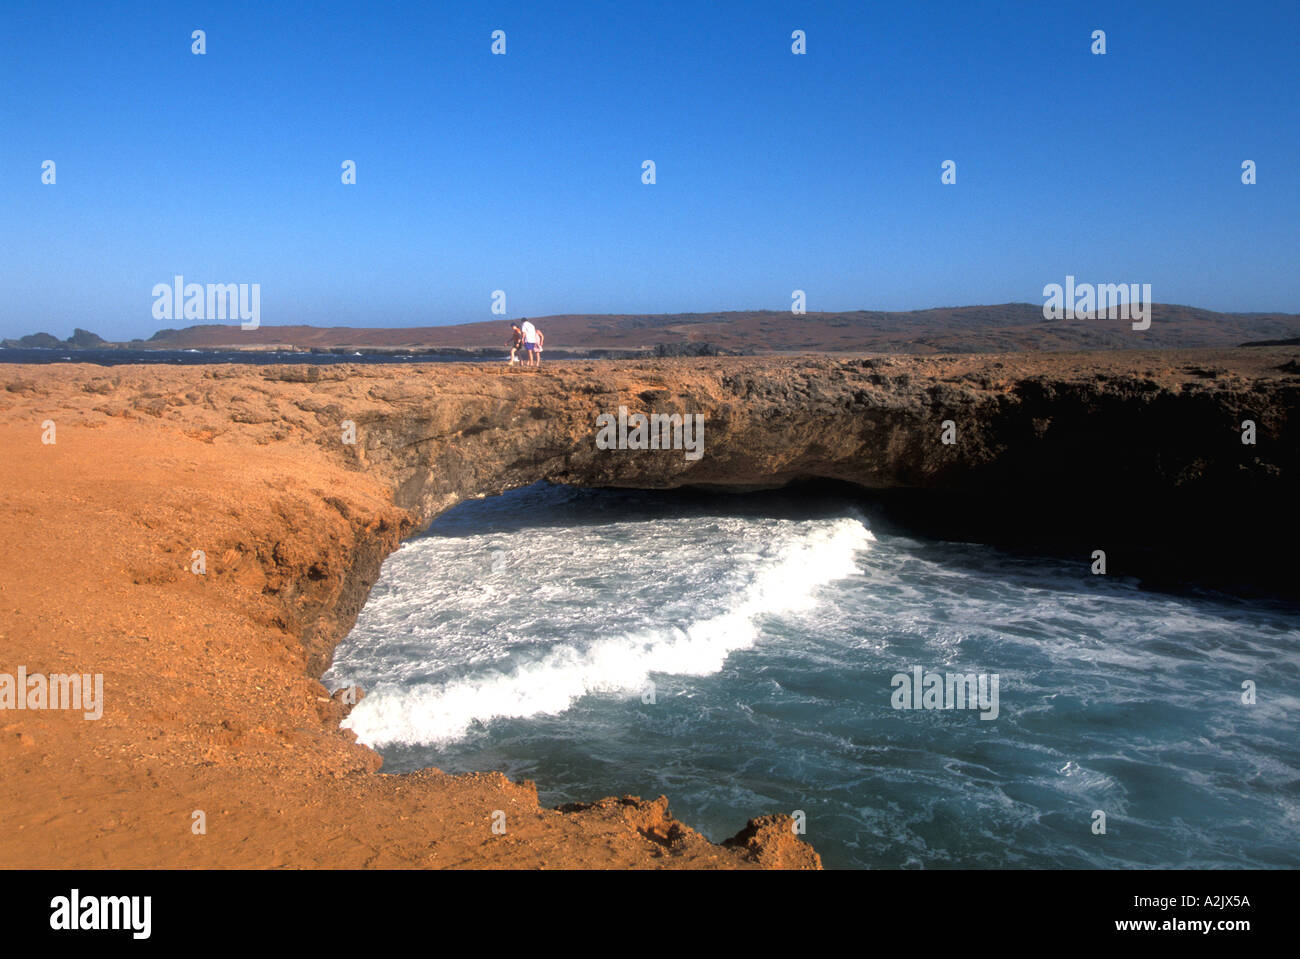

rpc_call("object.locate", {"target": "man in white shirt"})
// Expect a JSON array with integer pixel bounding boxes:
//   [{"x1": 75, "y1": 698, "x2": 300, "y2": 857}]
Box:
[{"x1": 520, "y1": 319, "x2": 542, "y2": 367}]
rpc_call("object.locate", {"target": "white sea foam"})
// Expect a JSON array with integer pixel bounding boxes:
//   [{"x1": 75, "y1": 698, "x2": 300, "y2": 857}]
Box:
[{"x1": 343, "y1": 517, "x2": 874, "y2": 746}]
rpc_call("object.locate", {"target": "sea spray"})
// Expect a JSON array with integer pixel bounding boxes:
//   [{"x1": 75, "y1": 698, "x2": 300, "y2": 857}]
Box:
[{"x1": 341, "y1": 517, "x2": 873, "y2": 746}]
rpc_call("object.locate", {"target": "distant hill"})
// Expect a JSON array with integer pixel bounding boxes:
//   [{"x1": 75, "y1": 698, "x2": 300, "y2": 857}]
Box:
[
  {"x1": 2, "y1": 328, "x2": 108, "y2": 350},
  {"x1": 11, "y1": 305, "x2": 1300, "y2": 354}
]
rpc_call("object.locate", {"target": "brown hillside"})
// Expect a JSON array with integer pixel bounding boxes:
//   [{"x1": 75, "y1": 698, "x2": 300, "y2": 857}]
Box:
[{"x1": 136, "y1": 304, "x2": 1300, "y2": 353}]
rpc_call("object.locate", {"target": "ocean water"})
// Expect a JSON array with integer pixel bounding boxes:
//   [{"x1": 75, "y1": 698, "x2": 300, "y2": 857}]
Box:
[
  {"x1": 323, "y1": 483, "x2": 1300, "y2": 869},
  {"x1": 0, "y1": 347, "x2": 476, "y2": 365}
]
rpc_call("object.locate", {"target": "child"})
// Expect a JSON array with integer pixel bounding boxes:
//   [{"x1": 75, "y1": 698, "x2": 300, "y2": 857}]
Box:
[{"x1": 507, "y1": 324, "x2": 523, "y2": 365}]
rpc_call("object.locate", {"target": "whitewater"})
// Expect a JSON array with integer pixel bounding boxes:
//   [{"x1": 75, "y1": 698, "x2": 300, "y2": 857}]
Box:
[{"x1": 324, "y1": 483, "x2": 1300, "y2": 869}]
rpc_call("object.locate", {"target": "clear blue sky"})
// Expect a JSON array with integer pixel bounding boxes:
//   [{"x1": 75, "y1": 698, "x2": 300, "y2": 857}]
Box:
[{"x1": 2, "y1": 0, "x2": 1296, "y2": 340}]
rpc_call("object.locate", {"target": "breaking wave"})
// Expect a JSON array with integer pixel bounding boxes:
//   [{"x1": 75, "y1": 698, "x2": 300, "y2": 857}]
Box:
[{"x1": 341, "y1": 517, "x2": 873, "y2": 746}]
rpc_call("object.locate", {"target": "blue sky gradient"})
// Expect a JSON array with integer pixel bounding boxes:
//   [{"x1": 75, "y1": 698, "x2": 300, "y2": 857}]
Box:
[{"x1": 2, "y1": 0, "x2": 1297, "y2": 340}]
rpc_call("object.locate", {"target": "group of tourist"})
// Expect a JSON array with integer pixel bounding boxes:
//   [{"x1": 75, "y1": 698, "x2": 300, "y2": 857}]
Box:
[{"x1": 507, "y1": 319, "x2": 543, "y2": 368}]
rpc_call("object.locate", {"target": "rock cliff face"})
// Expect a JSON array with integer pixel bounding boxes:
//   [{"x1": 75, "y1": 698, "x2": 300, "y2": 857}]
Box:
[
  {"x1": 304, "y1": 352, "x2": 1298, "y2": 516},
  {"x1": 319, "y1": 349, "x2": 1299, "y2": 656},
  {"x1": 0, "y1": 348, "x2": 1295, "y2": 869}
]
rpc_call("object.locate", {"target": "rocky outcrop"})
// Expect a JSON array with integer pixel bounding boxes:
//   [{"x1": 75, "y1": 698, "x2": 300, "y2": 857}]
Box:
[
  {"x1": 314, "y1": 349, "x2": 1299, "y2": 604},
  {"x1": 1, "y1": 329, "x2": 109, "y2": 349},
  {"x1": 1, "y1": 331, "x2": 62, "y2": 348},
  {"x1": 66, "y1": 328, "x2": 109, "y2": 348},
  {"x1": 725, "y1": 814, "x2": 823, "y2": 870}
]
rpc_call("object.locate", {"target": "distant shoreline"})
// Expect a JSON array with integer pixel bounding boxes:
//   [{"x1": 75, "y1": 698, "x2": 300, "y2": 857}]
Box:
[
  {"x1": 0, "y1": 345, "x2": 679, "y2": 365},
  {"x1": 7, "y1": 303, "x2": 1300, "y2": 357}
]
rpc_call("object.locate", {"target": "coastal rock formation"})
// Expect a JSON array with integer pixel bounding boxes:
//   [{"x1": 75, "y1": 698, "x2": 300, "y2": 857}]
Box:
[
  {"x1": 0, "y1": 348, "x2": 1295, "y2": 868},
  {"x1": 724, "y1": 814, "x2": 823, "y2": 870}
]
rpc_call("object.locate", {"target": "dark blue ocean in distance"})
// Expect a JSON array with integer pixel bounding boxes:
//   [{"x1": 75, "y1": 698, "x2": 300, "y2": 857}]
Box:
[
  {"x1": 0, "y1": 347, "x2": 478, "y2": 366},
  {"x1": 324, "y1": 483, "x2": 1300, "y2": 870}
]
